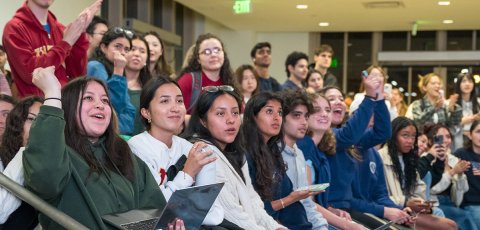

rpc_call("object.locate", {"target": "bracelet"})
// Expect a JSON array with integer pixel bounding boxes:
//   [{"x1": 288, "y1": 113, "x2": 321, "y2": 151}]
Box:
[
  {"x1": 280, "y1": 198, "x2": 285, "y2": 209},
  {"x1": 44, "y1": 97, "x2": 61, "y2": 101},
  {"x1": 364, "y1": 93, "x2": 378, "y2": 101}
]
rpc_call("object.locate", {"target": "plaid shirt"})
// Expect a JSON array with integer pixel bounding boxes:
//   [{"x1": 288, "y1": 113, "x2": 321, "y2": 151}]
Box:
[{"x1": 410, "y1": 96, "x2": 462, "y2": 131}]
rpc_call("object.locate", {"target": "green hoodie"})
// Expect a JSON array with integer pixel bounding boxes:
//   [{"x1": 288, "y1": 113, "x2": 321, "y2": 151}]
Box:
[{"x1": 23, "y1": 106, "x2": 166, "y2": 229}]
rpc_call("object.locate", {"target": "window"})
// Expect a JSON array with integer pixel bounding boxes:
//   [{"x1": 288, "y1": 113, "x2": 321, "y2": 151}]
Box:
[
  {"x1": 346, "y1": 32, "x2": 372, "y2": 93},
  {"x1": 384, "y1": 66, "x2": 411, "y2": 102},
  {"x1": 152, "y1": 0, "x2": 163, "y2": 27},
  {"x1": 124, "y1": 0, "x2": 138, "y2": 18},
  {"x1": 447, "y1": 30, "x2": 473, "y2": 50},
  {"x1": 382, "y1": 32, "x2": 408, "y2": 51},
  {"x1": 410, "y1": 31, "x2": 436, "y2": 51}
]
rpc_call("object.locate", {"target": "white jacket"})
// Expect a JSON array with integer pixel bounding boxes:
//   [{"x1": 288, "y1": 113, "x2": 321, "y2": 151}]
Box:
[{"x1": 211, "y1": 144, "x2": 285, "y2": 230}]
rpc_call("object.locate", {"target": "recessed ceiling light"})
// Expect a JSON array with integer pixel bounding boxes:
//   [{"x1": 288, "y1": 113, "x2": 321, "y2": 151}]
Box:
[
  {"x1": 443, "y1": 19, "x2": 454, "y2": 24},
  {"x1": 319, "y1": 22, "x2": 330, "y2": 27},
  {"x1": 438, "y1": 1, "x2": 450, "y2": 5},
  {"x1": 296, "y1": 4, "x2": 308, "y2": 9}
]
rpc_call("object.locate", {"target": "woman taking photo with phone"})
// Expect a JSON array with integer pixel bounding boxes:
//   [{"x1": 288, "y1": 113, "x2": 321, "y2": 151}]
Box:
[{"x1": 417, "y1": 124, "x2": 477, "y2": 230}]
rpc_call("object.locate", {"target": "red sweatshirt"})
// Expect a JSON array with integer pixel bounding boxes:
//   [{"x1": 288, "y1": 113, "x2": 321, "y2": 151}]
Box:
[{"x1": 2, "y1": 2, "x2": 88, "y2": 97}]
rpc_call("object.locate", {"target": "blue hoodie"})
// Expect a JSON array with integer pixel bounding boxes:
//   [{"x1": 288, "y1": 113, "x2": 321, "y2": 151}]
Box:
[
  {"x1": 297, "y1": 136, "x2": 330, "y2": 208},
  {"x1": 351, "y1": 148, "x2": 402, "y2": 217},
  {"x1": 327, "y1": 98, "x2": 390, "y2": 209}
]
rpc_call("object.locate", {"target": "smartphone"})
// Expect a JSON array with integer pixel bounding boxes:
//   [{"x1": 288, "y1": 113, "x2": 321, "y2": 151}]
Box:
[
  {"x1": 384, "y1": 83, "x2": 393, "y2": 95},
  {"x1": 424, "y1": 200, "x2": 437, "y2": 205},
  {"x1": 361, "y1": 70, "x2": 369, "y2": 78},
  {"x1": 433, "y1": 135, "x2": 444, "y2": 145},
  {"x1": 439, "y1": 89, "x2": 445, "y2": 99}
]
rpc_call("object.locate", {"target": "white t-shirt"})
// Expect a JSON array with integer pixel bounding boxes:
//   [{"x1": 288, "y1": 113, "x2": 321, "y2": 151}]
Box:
[{"x1": 128, "y1": 131, "x2": 221, "y2": 225}]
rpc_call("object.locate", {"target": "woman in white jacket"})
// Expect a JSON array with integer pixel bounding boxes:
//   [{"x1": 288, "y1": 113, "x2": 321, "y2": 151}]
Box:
[{"x1": 182, "y1": 85, "x2": 286, "y2": 230}]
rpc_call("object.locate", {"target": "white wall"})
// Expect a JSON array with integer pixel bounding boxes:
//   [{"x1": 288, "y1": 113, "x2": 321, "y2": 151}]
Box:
[
  {"x1": 204, "y1": 18, "x2": 309, "y2": 83},
  {"x1": 0, "y1": 0, "x2": 96, "y2": 42}
]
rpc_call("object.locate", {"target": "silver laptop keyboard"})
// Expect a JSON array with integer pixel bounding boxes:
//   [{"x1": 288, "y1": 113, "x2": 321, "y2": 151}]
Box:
[{"x1": 120, "y1": 218, "x2": 159, "y2": 230}]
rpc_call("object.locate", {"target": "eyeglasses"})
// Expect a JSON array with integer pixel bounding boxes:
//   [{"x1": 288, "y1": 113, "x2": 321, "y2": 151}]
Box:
[
  {"x1": 113, "y1": 27, "x2": 134, "y2": 39},
  {"x1": 199, "y1": 47, "x2": 223, "y2": 56},
  {"x1": 202, "y1": 85, "x2": 234, "y2": 93}
]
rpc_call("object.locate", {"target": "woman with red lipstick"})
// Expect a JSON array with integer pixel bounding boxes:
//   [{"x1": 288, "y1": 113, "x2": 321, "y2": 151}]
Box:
[
  {"x1": 183, "y1": 87, "x2": 286, "y2": 230},
  {"x1": 177, "y1": 34, "x2": 236, "y2": 114},
  {"x1": 128, "y1": 77, "x2": 224, "y2": 227},
  {"x1": 124, "y1": 34, "x2": 152, "y2": 135},
  {"x1": 22, "y1": 66, "x2": 177, "y2": 229}
]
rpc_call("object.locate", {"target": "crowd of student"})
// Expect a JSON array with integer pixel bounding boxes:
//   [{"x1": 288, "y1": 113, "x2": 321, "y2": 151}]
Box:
[{"x1": 0, "y1": 0, "x2": 479, "y2": 230}]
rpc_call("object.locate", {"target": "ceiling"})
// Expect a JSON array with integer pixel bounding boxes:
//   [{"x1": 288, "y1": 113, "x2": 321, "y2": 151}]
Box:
[{"x1": 174, "y1": 0, "x2": 480, "y2": 32}]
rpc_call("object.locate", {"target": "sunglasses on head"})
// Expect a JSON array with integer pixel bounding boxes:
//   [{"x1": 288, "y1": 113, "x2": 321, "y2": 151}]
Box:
[
  {"x1": 113, "y1": 27, "x2": 134, "y2": 39},
  {"x1": 202, "y1": 85, "x2": 234, "y2": 93}
]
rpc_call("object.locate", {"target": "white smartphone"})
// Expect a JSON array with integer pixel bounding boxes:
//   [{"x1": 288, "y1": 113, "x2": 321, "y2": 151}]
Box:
[{"x1": 384, "y1": 83, "x2": 392, "y2": 95}]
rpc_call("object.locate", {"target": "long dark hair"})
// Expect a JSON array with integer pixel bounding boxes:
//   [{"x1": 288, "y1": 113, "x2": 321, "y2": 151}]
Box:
[
  {"x1": 0, "y1": 96, "x2": 43, "y2": 167},
  {"x1": 128, "y1": 34, "x2": 152, "y2": 87},
  {"x1": 144, "y1": 31, "x2": 174, "y2": 76},
  {"x1": 62, "y1": 77, "x2": 134, "y2": 180},
  {"x1": 182, "y1": 89, "x2": 245, "y2": 181},
  {"x1": 139, "y1": 75, "x2": 181, "y2": 130},
  {"x1": 241, "y1": 92, "x2": 286, "y2": 200},
  {"x1": 178, "y1": 33, "x2": 235, "y2": 87},
  {"x1": 94, "y1": 27, "x2": 133, "y2": 77},
  {"x1": 455, "y1": 73, "x2": 480, "y2": 114},
  {"x1": 387, "y1": 117, "x2": 419, "y2": 196}
]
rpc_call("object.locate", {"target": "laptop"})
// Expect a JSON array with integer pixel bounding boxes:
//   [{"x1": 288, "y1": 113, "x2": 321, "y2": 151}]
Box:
[{"x1": 102, "y1": 183, "x2": 224, "y2": 230}]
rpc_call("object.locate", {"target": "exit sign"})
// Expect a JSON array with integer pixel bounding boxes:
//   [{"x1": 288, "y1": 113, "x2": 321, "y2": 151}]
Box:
[{"x1": 233, "y1": 0, "x2": 251, "y2": 14}]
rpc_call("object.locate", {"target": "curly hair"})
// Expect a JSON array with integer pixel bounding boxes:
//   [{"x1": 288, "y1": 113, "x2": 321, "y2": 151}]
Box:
[
  {"x1": 387, "y1": 117, "x2": 419, "y2": 196},
  {"x1": 177, "y1": 33, "x2": 235, "y2": 87},
  {"x1": 0, "y1": 96, "x2": 43, "y2": 168},
  {"x1": 241, "y1": 92, "x2": 286, "y2": 200}
]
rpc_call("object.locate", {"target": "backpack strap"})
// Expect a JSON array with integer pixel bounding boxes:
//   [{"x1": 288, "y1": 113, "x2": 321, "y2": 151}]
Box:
[{"x1": 188, "y1": 72, "x2": 202, "y2": 113}]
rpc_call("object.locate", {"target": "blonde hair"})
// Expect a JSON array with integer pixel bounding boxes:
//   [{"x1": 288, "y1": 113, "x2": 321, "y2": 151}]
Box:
[{"x1": 418, "y1": 73, "x2": 443, "y2": 95}]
